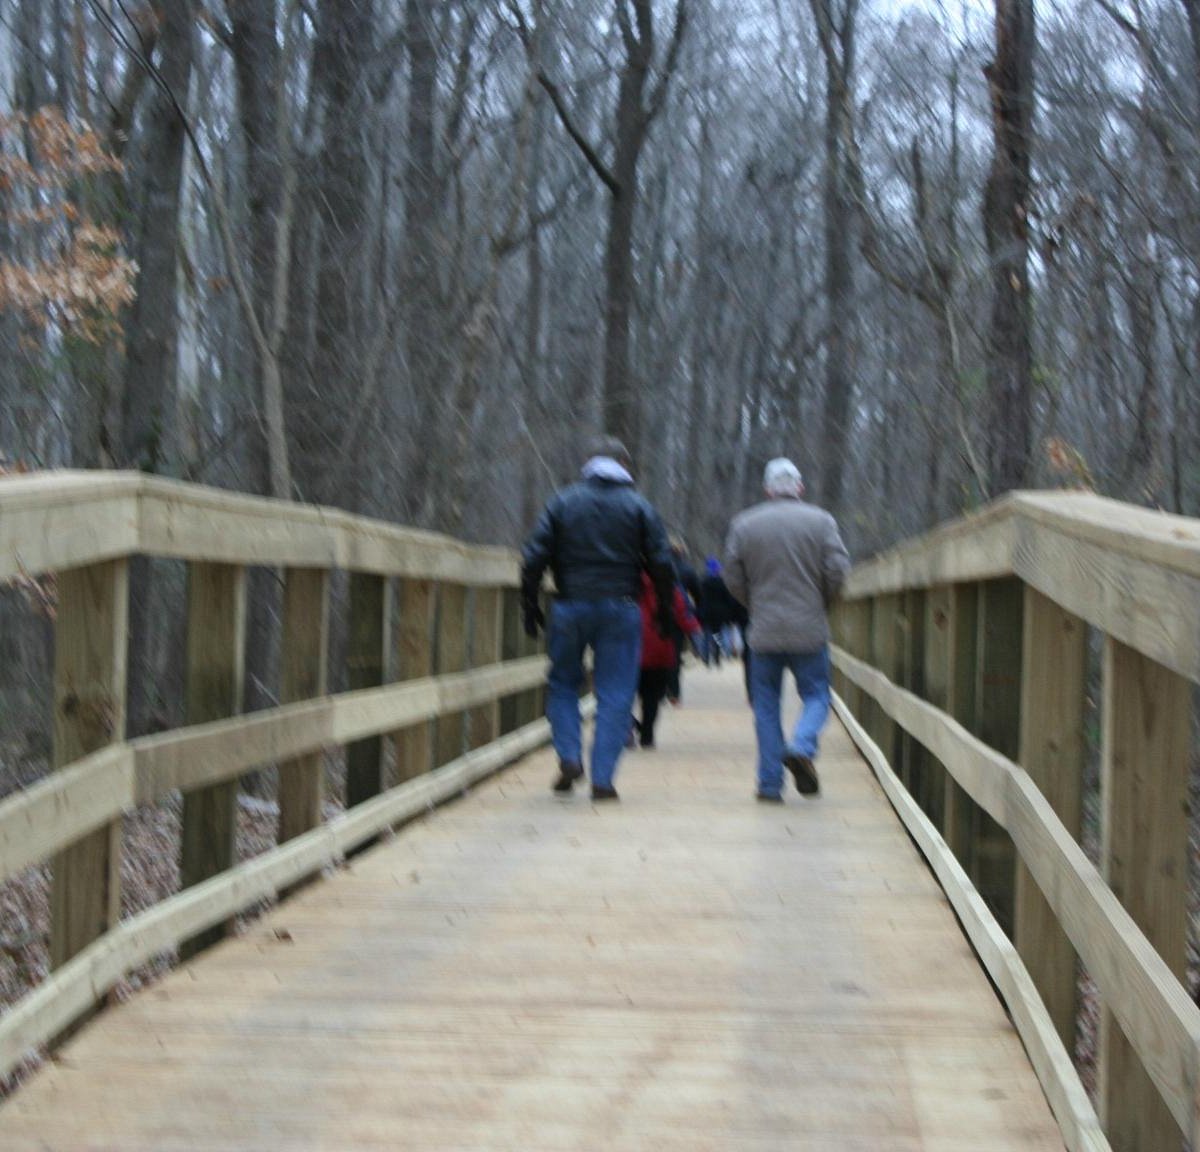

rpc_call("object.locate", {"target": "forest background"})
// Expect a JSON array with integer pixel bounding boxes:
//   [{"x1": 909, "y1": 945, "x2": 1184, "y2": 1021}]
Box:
[
  {"x1": 2, "y1": 0, "x2": 1200, "y2": 1087},
  {"x1": 0, "y1": 0, "x2": 1195, "y2": 1089},
  {"x1": 1, "y1": 0, "x2": 1197, "y2": 772}
]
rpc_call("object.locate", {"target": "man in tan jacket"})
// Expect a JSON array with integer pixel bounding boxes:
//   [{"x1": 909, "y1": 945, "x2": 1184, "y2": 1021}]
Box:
[{"x1": 724, "y1": 459, "x2": 850, "y2": 802}]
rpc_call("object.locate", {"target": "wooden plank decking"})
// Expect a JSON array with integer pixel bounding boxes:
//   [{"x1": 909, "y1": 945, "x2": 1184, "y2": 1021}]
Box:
[{"x1": 1, "y1": 665, "x2": 1066, "y2": 1151}]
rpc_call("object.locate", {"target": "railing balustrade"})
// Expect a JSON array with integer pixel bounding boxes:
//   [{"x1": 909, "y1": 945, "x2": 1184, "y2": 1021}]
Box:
[
  {"x1": 0, "y1": 472, "x2": 552, "y2": 1079},
  {"x1": 832, "y1": 491, "x2": 1200, "y2": 1152}
]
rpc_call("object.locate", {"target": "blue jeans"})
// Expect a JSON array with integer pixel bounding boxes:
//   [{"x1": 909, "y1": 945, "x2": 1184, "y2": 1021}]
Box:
[
  {"x1": 546, "y1": 598, "x2": 642, "y2": 789},
  {"x1": 749, "y1": 647, "x2": 831, "y2": 797}
]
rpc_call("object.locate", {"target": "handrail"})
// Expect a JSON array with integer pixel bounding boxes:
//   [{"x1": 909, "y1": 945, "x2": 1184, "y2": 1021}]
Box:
[
  {"x1": 834, "y1": 646, "x2": 1200, "y2": 1139},
  {"x1": 0, "y1": 471, "x2": 517, "y2": 584},
  {"x1": 843, "y1": 490, "x2": 1200, "y2": 683},
  {"x1": 0, "y1": 470, "x2": 550, "y2": 1084},
  {"x1": 831, "y1": 489, "x2": 1200, "y2": 1149},
  {"x1": 831, "y1": 693, "x2": 1109, "y2": 1152}
]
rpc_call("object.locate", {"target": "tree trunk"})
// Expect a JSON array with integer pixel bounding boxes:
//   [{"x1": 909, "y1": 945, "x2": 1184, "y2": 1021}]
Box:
[
  {"x1": 120, "y1": 4, "x2": 194, "y2": 473},
  {"x1": 119, "y1": 0, "x2": 195, "y2": 735},
  {"x1": 603, "y1": 66, "x2": 648, "y2": 450},
  {"x1": 1122, "y1": 238, "x2": 1160, "y2": 501},
  {"x1": 809, "y1": 0, "x2": 860, "y2": 517},
  {"x1": 982, "y1": 0, "x2": 1036, "y2": 494},
  {"x1": 227, "y1": 0, "x2": 280, "y2": 496},
  {"x1": 404, "y1": 0, "x2": 444, "y2": 526},
  {"x1": 684, "y1": 99, "x2": 714, "y2": 542},
  {"x1": 820, "y1": 70, "x2": 856, "y2": 515},
  {"x1": 305, "y1": 0, "x2": 373, "y2": 509},
  {"x1": 539, "y1": 1, "x2": 687, "y2": 453},
  {"x1": 521, "y1": 77, "x2": 548, "y2": 530}
]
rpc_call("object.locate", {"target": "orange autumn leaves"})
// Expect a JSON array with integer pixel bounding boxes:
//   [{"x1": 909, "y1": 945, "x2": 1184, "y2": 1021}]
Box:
[{"x1": 0, "y1": 107, "x2": 136, "y2": 344}]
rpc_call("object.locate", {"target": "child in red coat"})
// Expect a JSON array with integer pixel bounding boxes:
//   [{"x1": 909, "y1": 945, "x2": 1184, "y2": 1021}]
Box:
[{"x1": 634, "y1": 571, "x2": 700, "y2": 748}]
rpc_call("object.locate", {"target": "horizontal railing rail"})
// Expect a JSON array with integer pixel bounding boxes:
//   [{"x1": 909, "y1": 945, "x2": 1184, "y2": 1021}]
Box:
[
  {"x1": 0, "y1": 472, "x2": 518, "y2": 584},
  {"x1": 0, "y1": 657, "x2": 548, "y2": 885},
  {"x1": 831, "y1": 490, "x2": 1200, "y2": 1152},
  {"x1": 0, "y1": 471, "x2": 553, "y2": 1083}
]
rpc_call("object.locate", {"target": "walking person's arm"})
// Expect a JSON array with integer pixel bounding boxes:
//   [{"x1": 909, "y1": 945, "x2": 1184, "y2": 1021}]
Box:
[
  {"x1": 723, "y1": 522, "x2": 748, "y2": 608},
  {"x1": 519, "y1": 501, "x2": 557, "y2": 636},
  {"x1": 821, "y1": 517, "x2": 851, "y2": 608}
]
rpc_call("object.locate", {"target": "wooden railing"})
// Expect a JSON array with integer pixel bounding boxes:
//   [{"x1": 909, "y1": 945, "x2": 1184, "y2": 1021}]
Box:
[
  {"x1": 0, "y1": 472, "x2": 554, "y2": 1080},
  {"x1": 831, "y1": 491, "x2": 1200, "y2": 1152}
]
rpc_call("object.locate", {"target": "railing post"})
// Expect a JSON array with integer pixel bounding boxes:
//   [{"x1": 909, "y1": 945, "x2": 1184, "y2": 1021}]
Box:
[
  {"x1": 1014, "y1": 587, "x2": 1084, "y2": 1051},
  {"x1": 435, "y1": 582, "x2": 468, "y2": 765},
  {"x1": 395, "y1": 578, "x2": 434, "y2": 781},
  {"x1": 345, "y1": 573, "x2": 392, "y2": 808},
  {"x1": 900, "y1": 590, "x2": 929, "y2": 808},
  {"x1": 842, "y1": 599, "x2": 870, "y2": 721},
  {"x1": 902, "y1": 590, "x2": 940, "y2": 825},
  {"x1": 180, "y1": 562, "x2": 246, "y2": 958},
  {"x1": 278, "y1": 568, "x2": 330, "y2": 845},
  {"x1": 500, "y1": 587, "x2": 521, "y2": 735},
  {"x1": 533, "y1": 594, "x2": 548, "y2": 720},
  {"x1": 869, "y1": 593, "x2": 901, "y2": 770},
  {"x1": 971, "y1": 578, "x2": 1021, "y2": 937},
  {"x1": 829, "y1": 601, "x2": 845, "y2": 698},
  {"x1": 49, "y1": 560, "x2": 129, "y2": 971},
  {"x1": 468, "y1": 586, "x2": 503, "y2": 749},
  {"x1": 920, "y1": 586, "x2": 950, "y2": 833},
  {"x1": 1098, "y1": 636, "x2": 1190, "y2": 1151},
  {"x1": 943, "y1": 583, "x2": 978, "y2": 866},
  {"x1": 517, "y1": 592, "x2": 542, "y2": 727}
]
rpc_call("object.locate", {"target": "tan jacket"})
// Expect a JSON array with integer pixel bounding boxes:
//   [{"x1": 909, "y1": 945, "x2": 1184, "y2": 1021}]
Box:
[{"x1": 723, "y1": 498, "x2": 850, "y2": 653}]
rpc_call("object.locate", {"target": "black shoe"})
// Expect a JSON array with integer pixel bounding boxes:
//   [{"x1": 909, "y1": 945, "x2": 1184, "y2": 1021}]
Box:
[
  {"x1": 756, "y1": 792, "x2": 784, "y2": 804},
  {"x1": 783, "y1": 753, "x2": 819, "y2": 796},
  {"x1": 591, "y1": 785, "x2": 620, "y2": 801},
  {"x1": 639, "y1": 738, "x2": 655, "y2": 749},
  {"x1": 552, "y1": 761, "x2": 584, "y2": 794}
]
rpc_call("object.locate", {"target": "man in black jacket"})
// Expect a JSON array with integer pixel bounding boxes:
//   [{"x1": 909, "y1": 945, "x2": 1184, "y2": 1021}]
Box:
[{"x1": 521, "y1": 437, "x2": 674, "y2": 800}]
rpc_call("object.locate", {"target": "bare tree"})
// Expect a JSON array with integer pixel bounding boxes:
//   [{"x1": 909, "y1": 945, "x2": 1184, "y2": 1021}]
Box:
[
  {"x1": 808, "y1": 0, "x2": 861, "y2": 515},
  {"x1": 982, "y1": 0, "x2": 1036, "y2": 493},
  {"x1": 530, "y1": 0, "x2": 688, "y2": 450}
]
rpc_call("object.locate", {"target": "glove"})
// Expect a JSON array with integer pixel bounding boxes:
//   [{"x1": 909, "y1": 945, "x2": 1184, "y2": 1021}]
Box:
[{"x1": 522, "y1": 598, "x2": 545, "y2": 639}]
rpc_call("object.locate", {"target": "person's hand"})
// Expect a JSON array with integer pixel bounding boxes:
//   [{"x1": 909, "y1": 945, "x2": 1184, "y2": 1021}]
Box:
[{"x1": 522, "y1": 598, "x2": 545, "y2": 639}]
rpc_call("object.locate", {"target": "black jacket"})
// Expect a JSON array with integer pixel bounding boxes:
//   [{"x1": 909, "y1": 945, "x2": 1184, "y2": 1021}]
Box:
[
  {"x1": 698, "y1": 574, "x2": 743, "y2": 629},
  {"x1": 521, "y1": 477, "x2": 674, "y2": 603}
]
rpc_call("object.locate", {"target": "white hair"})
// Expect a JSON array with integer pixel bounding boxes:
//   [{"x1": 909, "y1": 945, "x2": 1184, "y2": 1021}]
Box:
[{"x1": 763, "y1": 457, "x2": 803, "y2": 498}]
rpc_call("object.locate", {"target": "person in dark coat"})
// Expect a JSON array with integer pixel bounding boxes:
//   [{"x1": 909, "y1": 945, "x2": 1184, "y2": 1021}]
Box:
[
  {"x1": 521, "y1": 437, "x2": 674, "y2": 801},
  {"x1": 633, "y1": 572, "x2": 700, "y2": 748},
  {"x1": 697, "y1": 556, "x2": 740, "y2": 666},
  {"x1": 666, "y1": 539, "x2": 700, "y2": 703}
]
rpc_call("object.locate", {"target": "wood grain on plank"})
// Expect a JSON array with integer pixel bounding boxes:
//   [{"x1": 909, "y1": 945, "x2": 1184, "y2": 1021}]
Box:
[
  {"x1": 2, "y1": 671, "x2": 1064, "y2": 1152},
  {"x1": 832, "y1": 644, "x2": 1200, "y2": 1143}
]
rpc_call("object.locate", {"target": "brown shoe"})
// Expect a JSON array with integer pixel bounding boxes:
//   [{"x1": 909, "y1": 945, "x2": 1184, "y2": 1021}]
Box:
[
  {"x1": 591, "y1": 785, "x2": 620, "y2": 801},
  {"x1": 783, "y1": 753, "x2": 819, "y2": 796}
]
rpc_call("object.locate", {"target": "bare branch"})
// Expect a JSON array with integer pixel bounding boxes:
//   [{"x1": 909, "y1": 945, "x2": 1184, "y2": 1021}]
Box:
[
  {"x1": 645, "y1": 0, "x2": 688, "y2": 126},
  {"x1": 536, "y1": 70, "x2": 620, "y2": 195},
  {"x1": 632, "y1": 0, "x2": 654, "y2": 54},
  {"x1": 615, "y1": 0, "x2": 638, "y2": 55}
]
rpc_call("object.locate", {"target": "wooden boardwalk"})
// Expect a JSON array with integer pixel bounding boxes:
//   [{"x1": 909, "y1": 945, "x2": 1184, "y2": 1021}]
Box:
[{"x1": 2, "y1": 666, "x2": 1065, "y2": 1151}]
